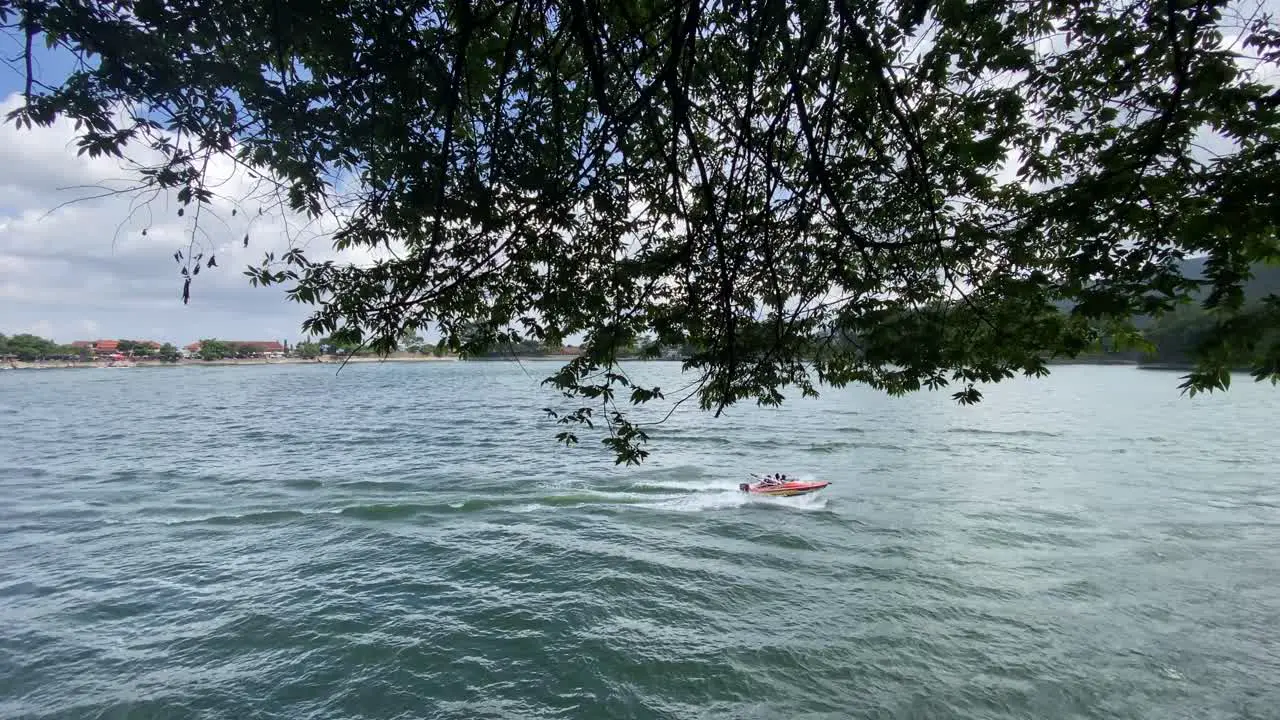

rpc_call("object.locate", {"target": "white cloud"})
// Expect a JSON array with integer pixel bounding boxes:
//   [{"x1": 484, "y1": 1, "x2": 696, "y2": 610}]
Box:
[{"x1": 0, "y1": 92, "x2": 385, "y2": 345}]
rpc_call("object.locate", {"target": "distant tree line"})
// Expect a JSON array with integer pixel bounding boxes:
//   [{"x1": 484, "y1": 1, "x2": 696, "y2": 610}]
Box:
[
  {"x1": 10, "y1": 271, "x2": 1271, "y2": 372},
  {"x1": 115, "y1": 339, "x2": 180, "y2": 360},
  {"x1": 0, "y1": 334, "x2": 180, "y2": 362},
  {"x1": 1139, "y1": 303, "x2": 1280, "y2": 369},
  {"x1": 1084, "y1": 260, "x2": 1280, "y2": 370},
  {"x1": 193, "y1": 339, "x2": 284, "y2": 361},
  {"x1": 297, "y1": 328, "x2": 700, "y2": 360},
  {"x1": 0, "y1": 334, "x2": 81, "y2": 361},
  {"x1": 460, "y1": 332, "x2": 697, "y2": 360},
  {"x1": 154, "y1": 342, "x2": 181, "y2": 362},
  {"x1": 810, "y1": 299, "x2": 1279, "y2": 373}
]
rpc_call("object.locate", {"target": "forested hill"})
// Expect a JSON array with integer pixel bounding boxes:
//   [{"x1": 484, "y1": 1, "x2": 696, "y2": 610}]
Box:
[
  {"x1": 1066, "y1": 256, "x2": 1280, "y2": 367},
  {"x1": 1175, "y1": 257, "x2": 1280, "y2": 302},
  {"x1": 1052, "y1": 257, "x2": 1280, "y2": 316}
]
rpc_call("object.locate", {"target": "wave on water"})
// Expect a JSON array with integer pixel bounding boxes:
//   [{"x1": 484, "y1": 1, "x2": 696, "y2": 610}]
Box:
[
  {"x1": 946, "y1": 427, "x2": 1062, "y2": 438},
  {"x1": 654, "y1": 433, "x2": 734, "y2": 446},
  {"x1": 0, "y1": 465, "x2": 51, "y2": 479},
  {"x1": 619, "y1": 479, "x2": 739, "y2": 494},
  {"x1": 640, "y1": 433, "x2": 855, "y2": 451},
  {"x1": 805, "y1": 441, "x2": 858, "y2": 453},
  {"x1": 157, "y1": 509, "x2": 312, "y2": 526},
  {"x1": 334, "y1": 479, "x2": 420, "y2": 492},
  {"x1": 159, "y1": 483, "x2": 834, "y2": 525},
  {"x1": 596, "y1": 471, "x2": 838, "y2": 513},
  {"x1": 652, "y1": 489, "x2": 833, "y2": 513},
  {"x1": 799, "y1": 440, "x2": 907, "y2": 453}
]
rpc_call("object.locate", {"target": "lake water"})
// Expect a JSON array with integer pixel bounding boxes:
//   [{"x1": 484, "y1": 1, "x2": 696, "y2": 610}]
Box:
[{"x1": 0, "y1": 362, "x2": 1276, "y2": 719}]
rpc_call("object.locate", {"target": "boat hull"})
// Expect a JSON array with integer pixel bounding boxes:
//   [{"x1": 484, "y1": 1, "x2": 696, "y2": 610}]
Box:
[{"x1": 741, "y1": 481, "x2": 830, "y2": 497}]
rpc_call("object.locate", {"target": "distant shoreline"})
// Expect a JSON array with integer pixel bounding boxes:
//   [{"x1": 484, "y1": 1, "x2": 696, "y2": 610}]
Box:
[
  {"x1": 0, "y1": 354, "x2": 692, "y2": 372},
  {"x1": 2, "y1": 354, "x2": 463, "y2": 371},
  {"x1": 1045, "y1": 357, "x2": 1139, "y2": 366},
  {"x1": 0, "y1": 356, "x2": 1207, "y2": 374}
]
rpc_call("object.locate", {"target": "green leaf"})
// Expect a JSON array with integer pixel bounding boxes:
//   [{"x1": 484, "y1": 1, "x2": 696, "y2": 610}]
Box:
[{"x1": 6, "y1": 0, "x2": 1278, "y2": 464}]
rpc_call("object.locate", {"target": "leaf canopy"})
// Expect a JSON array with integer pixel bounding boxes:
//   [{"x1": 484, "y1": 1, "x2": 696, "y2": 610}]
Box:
[{"x1": 4, "y1": 0, "x2": 1279, "y2": 462}]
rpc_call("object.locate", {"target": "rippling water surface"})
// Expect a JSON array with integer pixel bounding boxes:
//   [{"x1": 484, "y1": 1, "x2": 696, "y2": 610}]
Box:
[{"x1": 1, "y1": 362, "x2": 1277, "y2": 719}]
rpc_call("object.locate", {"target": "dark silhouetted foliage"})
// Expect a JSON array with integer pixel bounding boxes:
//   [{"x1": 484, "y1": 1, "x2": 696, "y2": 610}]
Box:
[{"x1": 4, "y1": 0, "x2": 1278, "y2": 462}]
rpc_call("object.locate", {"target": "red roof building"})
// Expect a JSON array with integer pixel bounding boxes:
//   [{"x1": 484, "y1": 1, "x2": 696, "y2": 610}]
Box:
[
  {"x1": 240, "y1": 341, "x2": 286, "y2": 353},
  {"x1": 70, "y1": 339, "x2": 120, "y2": 355},
  {"x1": 70, "y1": 339, "x2": 169, "y2": 357}
]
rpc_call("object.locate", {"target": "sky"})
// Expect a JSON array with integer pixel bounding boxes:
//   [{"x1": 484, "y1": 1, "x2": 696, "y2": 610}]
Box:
[{"x1": 0, "y1": 41, "x2": 340, "y2": 345}]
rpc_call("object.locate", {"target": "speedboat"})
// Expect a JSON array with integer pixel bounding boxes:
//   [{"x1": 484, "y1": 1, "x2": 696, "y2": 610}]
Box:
[{"x1": 739, "y1": 478, "x2": 831, "y2": 497}]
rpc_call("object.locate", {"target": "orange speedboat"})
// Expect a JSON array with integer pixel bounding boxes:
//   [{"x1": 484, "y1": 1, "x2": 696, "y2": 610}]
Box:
[{"x1": 739, "y1": 477, "x2": 831, "y2": 497}]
